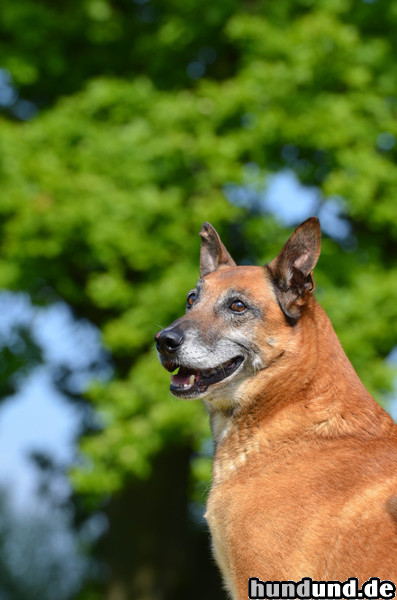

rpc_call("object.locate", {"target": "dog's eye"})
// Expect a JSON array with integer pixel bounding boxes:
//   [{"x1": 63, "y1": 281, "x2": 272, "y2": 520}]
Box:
[
  {"x1": 186, "y1": 292, "x2": 196, "y2": 309},
  {"x1": 230, "y1": 300, "x2": 246, "y2": 313}
]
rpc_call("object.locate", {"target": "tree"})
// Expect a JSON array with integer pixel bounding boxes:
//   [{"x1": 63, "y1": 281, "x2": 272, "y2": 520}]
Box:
[{"x1": 1, "y1": 0, "x2": 397, "y2": 598}]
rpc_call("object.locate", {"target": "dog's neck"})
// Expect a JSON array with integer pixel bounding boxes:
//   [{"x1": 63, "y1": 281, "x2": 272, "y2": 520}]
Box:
[{"x1": 206, "y1": 300, "x2": 393, "y2": 472}]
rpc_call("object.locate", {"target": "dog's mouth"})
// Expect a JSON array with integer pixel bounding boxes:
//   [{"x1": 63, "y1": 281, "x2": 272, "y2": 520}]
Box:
[{"x1": 163, "y1": 356, "x2": 244, "y2": 397}]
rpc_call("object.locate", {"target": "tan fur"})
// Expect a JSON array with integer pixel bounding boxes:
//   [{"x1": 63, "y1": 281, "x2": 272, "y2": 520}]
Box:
[{"x1": 156, "y1": 220, "x2": 397, "y2": 598}]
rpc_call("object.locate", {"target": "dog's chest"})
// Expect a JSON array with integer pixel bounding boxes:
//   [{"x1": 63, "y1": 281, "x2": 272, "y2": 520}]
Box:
[
  {"x1": 204, "y1": 451, "x2": 268, "y2": 596},
  {"x1": 204, "y1": 447, "x2": 318, "y2": 589}
]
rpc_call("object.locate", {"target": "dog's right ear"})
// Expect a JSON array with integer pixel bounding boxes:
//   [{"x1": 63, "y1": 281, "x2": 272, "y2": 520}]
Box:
[
  {"x1": 199, "y1": 222, "x2": 236, "y2": 277},
  {"x1": 268, "y1": 217, "x2": 321, "y2": 320}
]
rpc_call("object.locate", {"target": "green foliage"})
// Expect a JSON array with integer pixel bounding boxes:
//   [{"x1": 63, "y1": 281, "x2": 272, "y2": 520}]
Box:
[
  {"x1": 0, "y1": 0, "x2": 239, "y2": 106},
  {"x1": 0, "y1": 78, "x2": 243, "y2": 498},
  {"x1": 1, "y1": 0, "x2": 397, "y2": 507}
]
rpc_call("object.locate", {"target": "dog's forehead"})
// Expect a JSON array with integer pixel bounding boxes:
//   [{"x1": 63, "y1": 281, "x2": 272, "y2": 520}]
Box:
[{"x1": 199, "y1": 265, "x2": 274, "y2": 301}]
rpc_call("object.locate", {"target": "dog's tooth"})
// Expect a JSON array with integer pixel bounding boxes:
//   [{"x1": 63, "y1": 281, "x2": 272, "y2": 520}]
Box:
[{"x1": 189, "y1": 374, "x2": 195, "y2": 385}]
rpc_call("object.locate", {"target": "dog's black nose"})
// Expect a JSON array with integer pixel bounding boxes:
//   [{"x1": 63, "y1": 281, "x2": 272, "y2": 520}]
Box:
[{"x1": 155, "y1": 328, "x2": 184, "y2": 354}]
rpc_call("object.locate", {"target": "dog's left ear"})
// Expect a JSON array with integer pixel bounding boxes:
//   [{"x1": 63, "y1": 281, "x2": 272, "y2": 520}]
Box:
[
  {"x1": 268, "y1": 217, "x2": 321, "y2": 319},
  {"x1": 199, "y1": 222, "x2": 236, "y2": 277}
]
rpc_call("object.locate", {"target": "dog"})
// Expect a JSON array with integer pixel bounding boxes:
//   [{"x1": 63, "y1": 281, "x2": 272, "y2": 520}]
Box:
[{"x1": 155, "y1": 218, "x2": 397, "y2": 599}]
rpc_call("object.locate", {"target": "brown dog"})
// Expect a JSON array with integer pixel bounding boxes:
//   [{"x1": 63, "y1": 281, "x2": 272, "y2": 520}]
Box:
[{"x1": 155, "y1": 218, "x2": 397, "y2": 599}]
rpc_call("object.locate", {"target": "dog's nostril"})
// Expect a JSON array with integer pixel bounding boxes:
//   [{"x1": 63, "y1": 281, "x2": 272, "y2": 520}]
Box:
[
  {"x1": 156, "y1": 328, "x2": 184, "y2": 353},
  {"x1": 164, "y1": 330, "x2": 184, "y2": 351}
]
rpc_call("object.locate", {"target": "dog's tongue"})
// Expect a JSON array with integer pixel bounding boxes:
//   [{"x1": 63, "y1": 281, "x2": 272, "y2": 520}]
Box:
[{"x1": 172, "y1": 368, "x2": 196, "y2": 386}]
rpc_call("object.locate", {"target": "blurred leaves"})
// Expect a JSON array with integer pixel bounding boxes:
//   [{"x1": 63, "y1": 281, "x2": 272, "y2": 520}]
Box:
[
  {"x1": 0, "y1": 0, "x2": 239, "y2": 108},
  {"x1": 0, "y1": 325, "x2": 42, "y2": 399}
]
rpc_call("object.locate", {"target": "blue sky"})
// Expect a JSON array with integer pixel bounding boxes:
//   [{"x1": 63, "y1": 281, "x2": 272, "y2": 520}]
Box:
[{"x1": 0, "y1": 295, "x2": 106, "y2": 511}]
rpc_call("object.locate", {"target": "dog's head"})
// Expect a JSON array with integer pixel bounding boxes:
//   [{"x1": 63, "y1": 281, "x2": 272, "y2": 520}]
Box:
[{"x1": 155, "y1": 218, "x2": 321, "y2": 408}]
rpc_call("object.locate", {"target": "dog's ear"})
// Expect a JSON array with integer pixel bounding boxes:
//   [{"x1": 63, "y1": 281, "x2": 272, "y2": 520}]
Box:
[
  {"x1": 268, "y1": 217, "x2": 321, "y2": 319},
  {"x1": 199, "y1": 222, "x2": 236, "y2": 277}
]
